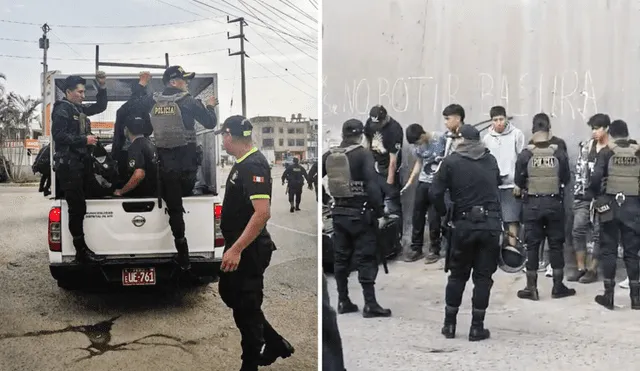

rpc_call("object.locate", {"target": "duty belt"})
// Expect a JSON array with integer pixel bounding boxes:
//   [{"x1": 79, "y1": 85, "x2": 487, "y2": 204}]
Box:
[
  {"x1": 454, "y1": 208, "x2": 501, "y2": 221},
  {"x1": 330, "y1": 205, "x2": 364, "y2": 217},
  {"x1": 527, "y1": 193, "x2": 561, "y2": 198}
]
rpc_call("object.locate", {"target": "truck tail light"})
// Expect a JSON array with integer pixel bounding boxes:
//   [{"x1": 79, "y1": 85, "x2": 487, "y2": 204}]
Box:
[
  {"x1": 48, "y1": 207, "x2": 61, "y2": 252},
  {"x1": 214, "y1": 203, "x2": 224, "y2": 247}
]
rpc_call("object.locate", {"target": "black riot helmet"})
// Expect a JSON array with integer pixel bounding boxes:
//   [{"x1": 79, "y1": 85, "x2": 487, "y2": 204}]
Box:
[
  {"x1": 497, "y1": 230, "x2": 527, "y2": 273},
  {"x1": 293, "y1": 157, "x2": 299, "y2": 164}
]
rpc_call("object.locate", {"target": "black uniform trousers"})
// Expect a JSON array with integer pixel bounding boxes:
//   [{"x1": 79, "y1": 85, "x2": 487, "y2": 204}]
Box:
[
  {"x1": 332, "y1": 211, "x2": 378, "y2": 301},
  {"x1": 522, "y1": 196, "x2": 566, "y2": 271},
  {"x1": 599, "y1": 197, "x2": 640, "y2": 282},
  {"x1": 446, "y1": 220, "x2": 500, "y2": 310},
  {"x1": 287, "y1": 183, "x2": 303, "y2": 207},
  {"x1": 160, "y1": 168, "x2": 196, "y2": 240},
  {"x1": 56, "y1": 154, "x2": 111, "y2": 237},
  {"x1": 376, "y1": 172, "x2": 403, "y2": 253},
  {"x1": 322, "y1": 274, "x2": 345, "y2": 371},
  {"x1": 411, "y1": 181, "x2": 442, "y2": 253},
  {"x1": 218, "y1": 238, "x2": 281, "y2": 366}
]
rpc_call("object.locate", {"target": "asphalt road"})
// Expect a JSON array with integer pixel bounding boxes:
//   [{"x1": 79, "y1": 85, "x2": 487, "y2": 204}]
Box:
[
  {"x1": 326, "y1": 257, "x2": 640, "y2": 371},
  {"x1": 0, "y1": 167, "x2": 318, "y2": 371}
]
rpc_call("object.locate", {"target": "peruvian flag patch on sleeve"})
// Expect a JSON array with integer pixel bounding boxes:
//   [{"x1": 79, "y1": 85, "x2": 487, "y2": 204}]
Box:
[{"x1": 253, "y1": 176, "x2": 265, "y2": 183}]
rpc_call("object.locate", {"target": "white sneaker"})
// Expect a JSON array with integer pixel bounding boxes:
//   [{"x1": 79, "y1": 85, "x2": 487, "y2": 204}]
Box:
[
  {"x1": 545, "y1": 264, "x2": 553, "y2": 277},
  {"x1": 620, "y1": 277, "x2": 630, "y2": 289}
]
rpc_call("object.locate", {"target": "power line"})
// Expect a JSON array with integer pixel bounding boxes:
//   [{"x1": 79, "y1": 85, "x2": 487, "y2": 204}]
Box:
[
  {"x1": 0, "y1": 31, "x2": 226, "y2": 45},
  {"x1": 308, "y1": 0, "x2": 317, "y2": 9},
  {"x1": 239, "y1": 0, "x2": 317, "y2": 60},
  {"x1": 247, "y1": 40, "x2": 315, "y2": 89},
  {"x1": 193, "y1": 0, "x2": 315, "y2": 45},
  {"x1": 249, "y1": 57, "x2": 314, "y2": 98},
  {"x1": 253, "y1": 0, "x2": 316, "y2": 39},
  {"x1": 50, "y1": 30, "x2": 83, "y2": 57},
  {"x1": 279, "y1": 0, "x2": 316, "y2": 23},
  {"x1": 0, "y1": 48, "x2": 227, "y2": 61},
  {"x1": 221, "y1": 71, "x2": 314, "y2": 81},
  {"x1": 0, "y1": 18, "x2": 221, "y2": 29}
]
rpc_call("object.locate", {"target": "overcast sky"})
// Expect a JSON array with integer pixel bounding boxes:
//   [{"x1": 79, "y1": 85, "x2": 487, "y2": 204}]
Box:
[{"x1": 0, "y1": 0, "x2": 318, "y2": 128}]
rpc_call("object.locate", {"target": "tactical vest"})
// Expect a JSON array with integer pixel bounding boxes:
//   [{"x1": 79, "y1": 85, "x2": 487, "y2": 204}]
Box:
[
  {"x1": 605, "y1": 143, "x2": 640, "y2": 196},
  {"x1": 150, "y1": 92, "x2": 195, "y2": 149},
  {"x1": 325, "y1": 144, "x2": 367, "y2": 198},
  {"x1": 526, "y1": 144, "x2": 560, "y2": 195},
  {"x1": 60, "y1": 100, "x2": 89, "y2": 135}
]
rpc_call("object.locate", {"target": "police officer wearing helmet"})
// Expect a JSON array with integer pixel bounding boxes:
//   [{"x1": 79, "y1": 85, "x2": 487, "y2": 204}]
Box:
[
  {"x1": 281, "y1": 157, "x2": 310, "y2": 212},
  {"x1": 51, "y1": 72, "x2": 108, "y2": 264},
  {"x1": 215, "y1": 116, "x2": 294, "y2": 370},
  {"x1": 119, "y1": 67, "x2": 218, "y2": 271},
  {"x1": 322, "y1": 119, "x2": 392, "y2": 318},
  {"x1": 588, "y1": 119, "x2": 640, "y2": 310},
  {"x1": 113, "y1": 117, "x2": 158, "y2": 198},
  {"x1": 430, "y1": 125, "x2": 502, "y2": 342},
  {"x1": 514, "y1": 113, "x2": 575, "y2": 301}
]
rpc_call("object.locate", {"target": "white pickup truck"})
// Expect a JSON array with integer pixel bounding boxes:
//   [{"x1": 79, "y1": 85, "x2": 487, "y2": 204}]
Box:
[{"x1": 43, "y1": 71, "x2": 224, "y2": 289}]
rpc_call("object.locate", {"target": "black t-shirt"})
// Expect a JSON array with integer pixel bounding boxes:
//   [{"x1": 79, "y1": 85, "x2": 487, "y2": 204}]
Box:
[
  {"x1": 364, "y1": 117, "x2": 404, "y2": 174},
  {"x1": 221, "y1": 147, "x2": 272, "y2": 245},
  {"x1": 126, "y1": 137, "x2": 158, "y2": 198}
]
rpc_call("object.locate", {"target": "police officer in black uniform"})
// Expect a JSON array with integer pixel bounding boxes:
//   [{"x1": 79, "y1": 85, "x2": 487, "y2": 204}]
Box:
[
  {"x1": 282, "y1": 157, "x2": 310, "y2": 212},
  {"x1": 589, "y1": 119, "x2": 640, "y2": 310},
  {"x1": 113, "y1": 117, "x2": 158, "y2": 198},
  {"x1": 51, "y1": 72, "x2": 108, "y2": 263},
  {"x1": 113, "y1": 83, "x2": 153, "y2": 186},
  {"x1": 308, "y1": 160, "x2": 319, "y2": 201},
  {"x1": 322, "y1": 119, "x2": 391, "y2": 318},
  {"x1": 430, "y1": 125, "x2": 502, "y2": 341},
  {"x1": 215, "y1": 116, "x2": 294, "y2": 371},
  {"x1": 515, "y1": 113, "x2": 575, "y2": 300},
  {"x1": 119, "y1": 68, "x2": 218, "y2": 270}
]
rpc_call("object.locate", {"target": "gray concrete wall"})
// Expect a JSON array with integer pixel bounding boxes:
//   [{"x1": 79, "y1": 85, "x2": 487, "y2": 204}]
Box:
[
  {"x1": 322, "y1": 0, "x2": 640, "y2": 247},
  {"x1": 323, "y1": 0, "x2": 640, "y2": 151}
]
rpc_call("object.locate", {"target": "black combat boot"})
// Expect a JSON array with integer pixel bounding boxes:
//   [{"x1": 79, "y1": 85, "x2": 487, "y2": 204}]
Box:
[
  {"x1": 362, "y1": 284, "x2": 392, "y2": 318},
  {"x1": 468, "y1": 308, "x2": 491, "y2": 342},
  {"x1": 551, "y1": 269, "x2": 576, "y2": 299},
  {"x1": 174, "y1": 237, "x2": 191, "y2": 271},
  {"x1": 595, "y1": 279, "x2": 615, "y2": 310},
  {"x1": 258, "y1": 337, "x2": 295, "y2": 366},
  {"x1": 73, "y1": 236, "x2": 105, "y2": 263},
  {"x1": 336, "y1": 275, "x2": 358, "y2": 314},
  {"x1": 289, "y1": 203, "x2": 295, "y2": 213},
  {"x1": 517, "y1": 271, "x2": 539, "y2": 301},
  {"x1": 629, "y1": 281, "x2": 640, "y2": 310},
  {"x1": 295, "y1": 201, "x2": 301, "y2": 211},
  {"x1": 441, "y1": 305, "x2": 458, "y2": 339},
  {"x1": 337, "y1": 300, "x2": 359, "y2": 314}
]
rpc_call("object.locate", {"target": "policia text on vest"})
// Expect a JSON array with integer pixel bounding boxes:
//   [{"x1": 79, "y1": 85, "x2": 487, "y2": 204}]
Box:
[{"x1": 116, "y1": 70, "x2": 218, "y2": 271}]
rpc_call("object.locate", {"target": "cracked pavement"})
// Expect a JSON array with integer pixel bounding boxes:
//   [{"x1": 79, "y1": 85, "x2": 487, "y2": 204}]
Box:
[{"x1": 0, "y1": 167, "x2": 317, "y2": 371}]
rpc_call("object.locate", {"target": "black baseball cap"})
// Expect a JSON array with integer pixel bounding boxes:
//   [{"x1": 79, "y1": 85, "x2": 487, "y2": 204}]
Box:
[
  {"x1": 459, "y1": 124, "x2": 480, "y2": 141},
  {"x1": 369, "y1": 105, "x2": 387, "y2": 123},
  {"x1": 125, "y1": 116, "x2": 146, "y2": 136},
  {"x1": 63, "y1": 75, "x2": 87, "y2": 91},
  {"x1": 162, "y1": 65, "x2": 196, "y2": 85},
  {"x1": 342, "y1": 119, "x2": 364, "y2": 135},
  {"x1": 214, "y1": 115, "x2": 253, "y2": 137}
]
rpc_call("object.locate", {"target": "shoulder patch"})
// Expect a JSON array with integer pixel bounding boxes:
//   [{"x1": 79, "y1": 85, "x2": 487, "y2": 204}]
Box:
[
  {"x1": 129, "y1": 159, "x2": 136, "y2": 168},
  {"x1": 395, "y1": 143, "x2": 402, "y2": 150}
]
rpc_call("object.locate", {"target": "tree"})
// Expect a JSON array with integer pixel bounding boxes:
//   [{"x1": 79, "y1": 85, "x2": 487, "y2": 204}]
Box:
[{"x1": 0, "y1": 91, "x2": 42, "y2": 181}]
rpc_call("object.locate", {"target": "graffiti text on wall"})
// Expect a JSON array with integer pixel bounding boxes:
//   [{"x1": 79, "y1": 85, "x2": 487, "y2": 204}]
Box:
[{"x1": 324, "y1": 70, "x2": 598, "y2": 120}]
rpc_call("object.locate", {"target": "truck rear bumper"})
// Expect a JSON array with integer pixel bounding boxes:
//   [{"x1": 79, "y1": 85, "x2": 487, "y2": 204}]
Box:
[{"x1": 50, "y1": 257, "x2": 221, "y2": 285}]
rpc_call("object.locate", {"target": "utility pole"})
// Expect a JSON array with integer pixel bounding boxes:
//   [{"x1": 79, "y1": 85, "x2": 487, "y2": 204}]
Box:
[
  {"x1": 39, "y1": 23, "x2": 50, "y2": 139},
  {"x1": 227, "y1": 17, "x2": 249, "y2": 117}
]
